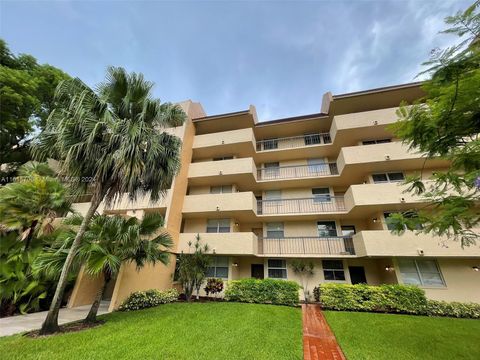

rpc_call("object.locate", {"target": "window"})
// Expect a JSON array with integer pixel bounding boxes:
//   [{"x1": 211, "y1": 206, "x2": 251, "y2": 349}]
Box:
[
  {"x1": 265, "y1": 190, "x2": 281, "y2": 200},
  {"x1": 398, "y1": 259, "x2": 445, "y2": 287},
  {"x1": 267, "y1": 259, "x2": 287, "y2": 279},
  {"x1": 322, "y1": 260, "x2": 345, "y2": 281},
  {"x1": 304, "y1": 133, "x2": 322, "y2": 145},
  {"x1": 362, "y1": 139, "x2": 392, "y2": 145},
  {"x1": 341, "y1": 225, "x2": 356, "y2": 236},
  {"x1": 372, "y1": 172, "x2": 405, "y2": 183},
  {"x1": 312, "y1": 188, "x2": 331, "y2": 202},
  {"x1": 206, "y1": 219, "x2": 230, "y2": 233},
  {"x1": 264, "y1": 162, "x2": 280, "y2": 178},
  {"x1": 207, "y1": 256, "x2": 229, "y2": 279},
  {"x1": 307, "y1": 158, "x2": 327, "y2": 174},
  {"x1": 263, "y1": 138, "x2": 278, "y2": 150},
  {"x1": 266, "y1": 222, "x2": 284, "y2": 238},
  {"x1": 213, "y1": 156, "x2": 233, "y2": 161},
  {"x1": 210, "y1": 185, "x2": 233, "y2": 194},
  {"x1": 317, "y1": 221, "x2": 337, "y2": 237}
]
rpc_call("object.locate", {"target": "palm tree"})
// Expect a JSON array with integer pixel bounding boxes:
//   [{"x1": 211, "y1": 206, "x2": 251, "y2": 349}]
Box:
[
  {"x1": 37, "y1": 212, "x2": 173, "y2": 324},
  {"x1": 32, "y1": 67, "x2": 186, "y2": 334},
  {"x1": 290, "y1": 260, "x2": 315, "y2": 303},
  {"x1": 0, "y1": 161, "x2": 71, "y2": 249}
]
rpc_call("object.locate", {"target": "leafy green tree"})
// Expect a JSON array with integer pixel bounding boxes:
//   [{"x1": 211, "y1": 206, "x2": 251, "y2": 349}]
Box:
[
  {"x1": 37, "y1": 212, "x2": 172, "y2": 324},
  {"x1": 0, "y1": 162, "x2": 71, "y2": 249},
  {"x1": 32, "y1": 66, "x2": 186, "y2": 334},
  {"x1": 0, "y1": 40, "x2": 70, "y2": 174},
  {"x1": 290, "y1": 259, "x2": 315, "y2": 303},
  {"x1": 177, "y1": 234, "x2": 210, "y2": 301},
  {"x1": 0, "y1": 162, "x2": 72, "y2": 316},
  {"x1": 390, "y1": 2, "x2": 480, "y2": 247}
]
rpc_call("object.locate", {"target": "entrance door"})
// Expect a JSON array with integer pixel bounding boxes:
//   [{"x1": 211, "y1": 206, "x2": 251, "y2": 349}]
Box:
[
  {"x1": 251, "y1": 264, "x2": 264, "y2": 279},
  {"x1": 349, "y1": 266, "x2": 367, "y2": 284}
]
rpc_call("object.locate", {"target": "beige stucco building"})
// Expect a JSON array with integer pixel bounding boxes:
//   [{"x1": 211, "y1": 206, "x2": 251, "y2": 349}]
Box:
[{"x1": 67, "y1": 82, "x2": 480, "y2": 310}]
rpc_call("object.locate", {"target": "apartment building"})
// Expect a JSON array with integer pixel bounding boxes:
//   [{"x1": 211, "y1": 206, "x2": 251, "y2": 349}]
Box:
[{"x1": 68, "y1": 82, "x2": 480, "y2": 311}]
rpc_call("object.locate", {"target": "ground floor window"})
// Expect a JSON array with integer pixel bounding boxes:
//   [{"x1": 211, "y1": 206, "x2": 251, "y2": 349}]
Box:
[
  {"x1": 398, "y1": 259, "x2": 445, "y2": 287},
  {"x1": 322, "y1": 260, "x2": 345, "y2": 281},
  {"x1": 267, "y1": 259, "x2": 287, "y2": 279},
  {"x1": 206, "y1": 256, "x2": 229, "y2": 279}
]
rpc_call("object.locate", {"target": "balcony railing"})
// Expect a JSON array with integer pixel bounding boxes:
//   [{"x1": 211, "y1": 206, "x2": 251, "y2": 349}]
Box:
[
  {"x1": 259, "y1": 236, "x2": 355, "y2": 255},
  {"x1": 256, "y1": 133, "x2": 332, "y2": 151},
  {"x1": 257, "y1": 163, "x2": 338, "y2": 180},
  {"x1": 257, "y1": 196, "x2": 346, "y2": 215}
]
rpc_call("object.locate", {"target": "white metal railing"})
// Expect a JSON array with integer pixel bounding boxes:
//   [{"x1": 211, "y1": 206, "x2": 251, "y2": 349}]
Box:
[
  {"x1": 256, "y1": 133, "x2": 332, "y2": 151},
  {"x1": 257, "y1": 163, "x2": 338, "y2": 180},
  {"x1": 257, "y1": 196, "x2": 346, "y2": 215},
  {"x1": 259, "y1": 236, "x2": 355, "y2": 255}
]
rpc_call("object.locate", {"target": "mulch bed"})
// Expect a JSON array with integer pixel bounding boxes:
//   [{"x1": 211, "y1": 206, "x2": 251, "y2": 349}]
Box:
[{"x1": 25, "y1": 320, "x2": 105, "y2": 338}]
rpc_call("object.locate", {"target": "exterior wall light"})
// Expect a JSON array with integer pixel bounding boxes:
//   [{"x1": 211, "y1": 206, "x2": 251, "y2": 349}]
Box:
[
  {"x1": 385, "y1": 154, "x2": 391, "y2": 160},
  {"x1": 232, "y1": 262, "x2": 239, "y2": 267},
  {"x1": 385, "y1": 265, "x2": 395, "y2": 272},
  {"x1": 216, "y1": 206, "x2": 220, "y2": 211},
  {"x1": 373, "y1": 218, "x2": 378, "y2": 223},
  {"x1": 473, "y1": 266, "x2": 479, "y2": 272}
]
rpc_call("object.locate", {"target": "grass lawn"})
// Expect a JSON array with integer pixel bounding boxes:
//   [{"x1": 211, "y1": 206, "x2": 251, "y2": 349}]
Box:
[
  {"x1": 0, "y1": 302, "x2": 302, "y2": 360},
  {"x1": 324, "y1": 311, "x2": 480, "y2": 360}
]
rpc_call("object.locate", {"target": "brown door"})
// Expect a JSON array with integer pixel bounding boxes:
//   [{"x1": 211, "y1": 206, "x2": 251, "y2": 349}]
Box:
[{"x1": 251, "y1": 264, "x2": 264, "y2": 279}]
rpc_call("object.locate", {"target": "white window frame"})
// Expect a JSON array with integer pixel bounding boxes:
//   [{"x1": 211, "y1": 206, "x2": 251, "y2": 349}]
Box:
[
  {"x1": 210, "y1": 185, "x2": 233, "y2": 194},
  {"x1": 266, "y1": 222, "x2": 284, "y2": 238},
  {"x1": 398, "y1": 259, "x2": 446, "y2": 287},
  {"x1": 206, "y1": 219, "x2": 231, "y2": 233},
  {"x1": 322, "y1": 260, "x2": 346, "y2": 281},
  {"x1": 267, "y1": 259, "x2": 287, "y2": 279},
  {"x1": 207, "y1": 256, "x2": 229, "y2": 279},
  {"x1": 312, "y1": 187, "x2": 331, "y2": 203},
  {"x1": 372, "y1": 172, "x2": 405, "y2": 183}
]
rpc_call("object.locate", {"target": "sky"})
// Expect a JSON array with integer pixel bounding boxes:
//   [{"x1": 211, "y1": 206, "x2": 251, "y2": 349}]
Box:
[{"x1": 0, "y1": 0, "x2": 471, "y2": 121}]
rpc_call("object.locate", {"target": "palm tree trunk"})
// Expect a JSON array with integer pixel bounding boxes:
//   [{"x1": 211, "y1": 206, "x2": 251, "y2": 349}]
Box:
[
  {"x1": 84, "y1": 272, "x2": 110, "y2": 324},
  {"x1": 39, "y1": 194, "x2": 103, "y2": 335},
  {"x1": 24, "y1": 220, "x2": 38, "y2": 250}
]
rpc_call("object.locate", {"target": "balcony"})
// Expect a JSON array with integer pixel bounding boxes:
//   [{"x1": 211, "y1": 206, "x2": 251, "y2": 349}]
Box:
[
  {"x1": 259, "y1": 236, "x2": 355, "y2": 256},
  {"x1": 256, "y1": 133, "x2": 331, "y2": 152},
  {"x1": 192, "y1": 128, "x2": 256, "y2": 159},
  {"x1": 353, "y1": 230, "x2": 480, "y2": 258},
  {"x1": 257, "y1": 163, "x2": 338, "y2": 181},
  {"x1": 257, "y1": 196, "x2": 346, "y2": 215},
  {"x1": 177, "y1": 232, "x2": 258, "y2": 255},
  {"x1": 188, "y1": 158, "x2": 257, "y2": 186},
  {"x1": 182, "y1": 192, "x2": 257, "y2": 217}
]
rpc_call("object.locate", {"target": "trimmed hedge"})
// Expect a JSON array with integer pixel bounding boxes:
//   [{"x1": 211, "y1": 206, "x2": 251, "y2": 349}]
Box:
[
  {"x1": 224, "y1": 278, "x2": 300, "y2": 306},
  {"x1": 426, "y1": 300, "x2": 480, "y2": 319},
  {"x1": 119, "y1": 288, "x2": 178, "y2": 311},
  {"x1": 313, "y1": 283, "x2": 480, "y2": 319},
  {"x1": 316, "y1": 283, "x2": 427, "y2": 314}
]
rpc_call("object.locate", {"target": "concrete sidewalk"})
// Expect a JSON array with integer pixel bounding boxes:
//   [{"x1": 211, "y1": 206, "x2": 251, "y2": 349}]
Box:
[{"x1": 0, "y1": 301, "x2": 110, "y2": 337}]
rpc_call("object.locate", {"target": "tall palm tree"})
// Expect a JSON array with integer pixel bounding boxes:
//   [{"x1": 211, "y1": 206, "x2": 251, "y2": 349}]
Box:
[
  {"x1": 0, "y1": 161, "x2": 71, "y2": 249},
  {"x1": 32, "y1": 67, "x2": 186, "y2": 334},
  {"x1": 37, "y1": 212, "x2": 172, "y2": 324}
]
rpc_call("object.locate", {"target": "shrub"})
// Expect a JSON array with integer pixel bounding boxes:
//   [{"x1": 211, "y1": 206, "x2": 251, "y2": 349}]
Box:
[
  {"x1": 426, "y1": 300, "x2": 480, "y2": 319},
  {"x1": 204, "y1": 278, "x2": 224, "y2": 297},
  {"x1": 318, "y1": 283, "x2": 427, "y2": 314},
  {"x1": 119, "y1": 288, "x2": 178, "y2": 311},
  {"x1": 224, "y1": 278, "x2": 300, "y2": 306}
]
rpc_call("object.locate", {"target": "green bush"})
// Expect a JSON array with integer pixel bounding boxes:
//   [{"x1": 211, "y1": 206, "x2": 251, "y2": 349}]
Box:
[
  {"x1": 426, "y1": 300, "x2": 480, "y2": 319},
  {"x1": 318, "y1": 283, "x2": 427, "y2": 314},
  {"x1": 119, "y1": 288, "x2": 178, "y2": 311},
  {"x1": 224, "y1": 278, "x2": 300, "y2": 306}
]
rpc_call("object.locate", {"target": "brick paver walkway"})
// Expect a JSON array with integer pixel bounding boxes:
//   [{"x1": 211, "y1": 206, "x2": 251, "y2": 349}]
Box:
[{"x1": 302, "y1": 304, "x2": 346, "y2": 360}]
